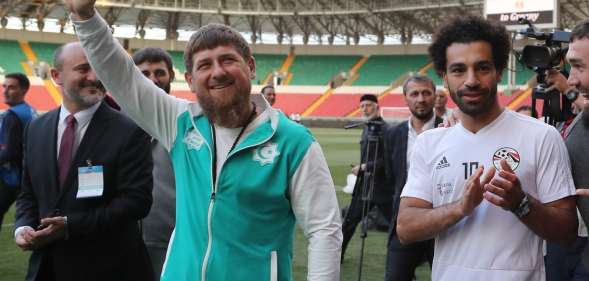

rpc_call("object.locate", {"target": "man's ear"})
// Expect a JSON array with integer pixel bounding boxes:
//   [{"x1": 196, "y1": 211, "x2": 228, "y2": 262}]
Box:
[
  {"x1": 442, "y1": 72, "x2": 449, "y2": 89},
  {"x1": 248, "y1": 56, "x2": 256, "y2": 80},
  {"x1": 185, "y1": 72, "x2": 196, "y2": 93},
  {"x1": 50, "y1": 68, "x2": 62, "y2": 86},
  {"x1": 169, "y1": 68, "x2": 176, "y2": 83},
  {"x1": 496, "y1": 69, "x2": 503, "y2": 83}
]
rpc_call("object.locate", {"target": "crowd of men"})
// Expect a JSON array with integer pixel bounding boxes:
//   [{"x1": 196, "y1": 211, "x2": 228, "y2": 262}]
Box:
[{"x1": 1, "y1": 0, "x2": 589, "y2": 280}]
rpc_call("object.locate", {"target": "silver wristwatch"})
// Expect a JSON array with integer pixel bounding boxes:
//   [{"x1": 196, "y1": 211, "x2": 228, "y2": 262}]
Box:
[{"x1": 512, "y1": 193, "x2": 530, "y2": 219}]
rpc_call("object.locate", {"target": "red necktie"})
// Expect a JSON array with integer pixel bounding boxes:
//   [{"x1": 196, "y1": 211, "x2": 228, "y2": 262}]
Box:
[{"x1": 58, "y1": 115, "x2": 76, "y2": 187}]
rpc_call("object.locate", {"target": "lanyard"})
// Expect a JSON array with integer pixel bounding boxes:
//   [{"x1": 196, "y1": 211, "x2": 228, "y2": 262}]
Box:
[{"x1": 211, "y1": 103, "x2": 257, "y2": 187}]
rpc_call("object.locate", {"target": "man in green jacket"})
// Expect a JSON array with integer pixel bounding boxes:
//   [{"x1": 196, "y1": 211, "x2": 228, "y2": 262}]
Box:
[{"x1": 64, "y1": 1, "x2": 343, "y2": 280}]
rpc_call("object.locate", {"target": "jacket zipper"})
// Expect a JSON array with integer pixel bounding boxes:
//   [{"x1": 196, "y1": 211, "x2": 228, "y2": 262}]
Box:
[
  {"x1": 200, "y1": 190, "x2": 215, "y2": 281},
  {"x1": 200, "y1": 124, "x2": 275, "y2": 281},
  {"x1": 200, "y1": 128, "x2": 216, "y2": 281}
]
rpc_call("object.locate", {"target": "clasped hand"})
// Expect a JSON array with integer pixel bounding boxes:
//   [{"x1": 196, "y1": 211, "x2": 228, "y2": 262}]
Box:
[
  {"x1": 15, "y1": 216, "x2": 67, "y2": 251},
  {"x1": 460, "y1": 159, "x2": 525, "y2": 216}
]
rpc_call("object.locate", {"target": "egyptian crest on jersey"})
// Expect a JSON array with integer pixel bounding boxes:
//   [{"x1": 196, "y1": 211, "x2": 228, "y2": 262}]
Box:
[
  {"x1": 253, "y1": 142, "x2": 281, "y2": 166},
  {"x1": 492, "y1": 147, "x2": 520, "y2": 171}
]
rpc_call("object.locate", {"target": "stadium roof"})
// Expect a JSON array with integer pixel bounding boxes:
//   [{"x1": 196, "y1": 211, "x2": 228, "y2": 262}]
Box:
[{"x1": 2, "y1": 0, "x2": 589, "y2": 45}]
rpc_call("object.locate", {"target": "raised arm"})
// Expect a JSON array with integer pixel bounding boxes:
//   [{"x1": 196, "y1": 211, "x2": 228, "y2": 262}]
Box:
[{"x1": 65, "y1": 0, "x2": 188, "y2": 150}]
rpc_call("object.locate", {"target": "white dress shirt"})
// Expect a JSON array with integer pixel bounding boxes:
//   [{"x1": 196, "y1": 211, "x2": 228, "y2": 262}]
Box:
[
  {"x1": 14, "y1": 101, "x2": 102, "y2": 239},
  {"x1": 57, "y1": 101, "x2": 101, "y2": 159},
  {"x1": 406, "y1": 114, "x2": 436, "y2": 168}
]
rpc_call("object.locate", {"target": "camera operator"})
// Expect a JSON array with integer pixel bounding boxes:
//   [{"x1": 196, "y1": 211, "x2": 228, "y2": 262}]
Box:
[
  {"x1": 545, "y1": 69, "x2": 584, "y2": 135},
  {"x1": 541, "y1": 67, "x2": 589, "y2": 280},
  {"x1": 384, "y1": 74, "x2": 443, "y2": 281},
  {"x1": 341, "y1": 94, "x2": 393, "y2": 262},
  {"x1": 564, "y1": 19, "x2": 589, "y2": 274}
]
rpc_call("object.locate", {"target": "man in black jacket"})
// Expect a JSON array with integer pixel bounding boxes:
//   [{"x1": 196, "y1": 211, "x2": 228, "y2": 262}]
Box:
[
  {"x1": 14, "y1": 42, "x2": 154, "y2": 281},
  {"x1": 341, "y1": 94, "x2": 393, "y2": 261},
  {"x1": 384, "y1": 74, "x2": 441, "y2": 281}
]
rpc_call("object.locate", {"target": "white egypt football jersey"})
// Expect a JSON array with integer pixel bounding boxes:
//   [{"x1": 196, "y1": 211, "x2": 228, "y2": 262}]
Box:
[{"x1": 401, "y1": 109, "x2": 575, "y2": 281}]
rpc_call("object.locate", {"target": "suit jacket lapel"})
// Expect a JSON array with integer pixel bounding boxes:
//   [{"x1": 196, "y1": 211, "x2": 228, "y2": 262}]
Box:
[{"x1": 57, "y1": 102, "x2": 112, "y2": 201}]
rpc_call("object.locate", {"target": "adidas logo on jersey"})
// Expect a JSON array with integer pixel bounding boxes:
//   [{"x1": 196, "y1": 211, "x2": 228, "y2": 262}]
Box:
[{"x1": 436, "y1": 156, "x2": 450, "y2": 170}]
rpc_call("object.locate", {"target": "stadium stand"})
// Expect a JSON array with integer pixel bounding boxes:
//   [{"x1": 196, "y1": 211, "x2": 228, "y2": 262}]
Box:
[
  {"x1": 353, "y1": 55, "x2": 430, "y2": 86},
  {"x1": 252, "y1": 54, "x2": 286, "y2": 84},
  {"x1": 0, "y1": 39, "x2": 27, "y2": 74},
  {"x1": 29, "y1": 42, "x2": 60, "y2": 65},
  {"x1": 288, "y1": 55, "x2": 361, "y2": 85}
]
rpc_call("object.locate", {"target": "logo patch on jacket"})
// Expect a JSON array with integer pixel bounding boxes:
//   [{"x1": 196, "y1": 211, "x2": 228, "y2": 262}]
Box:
[
  {"x1": 183, "y1": 129, "x2": 204, "y2": 150},
  {"x1": 253, "y1": 142, "x2": 280, "y2": 166}
]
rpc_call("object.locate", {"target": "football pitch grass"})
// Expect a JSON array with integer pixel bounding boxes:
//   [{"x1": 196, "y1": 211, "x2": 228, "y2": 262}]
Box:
[{"x1": 0, "y1": 127, "x2": 430, "y2": 281}]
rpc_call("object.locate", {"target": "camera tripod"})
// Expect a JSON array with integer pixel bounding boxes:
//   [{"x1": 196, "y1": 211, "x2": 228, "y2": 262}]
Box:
[{"x1": 344, "y1": 120, "x2": 384, "y2": 281}]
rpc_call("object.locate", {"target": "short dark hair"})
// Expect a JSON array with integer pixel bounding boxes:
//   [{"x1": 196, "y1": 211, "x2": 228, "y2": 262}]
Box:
[
  {"x1": 132, "y1": 47, "x2": 174, "y2": 80},
  {"x1": 571, "y1": 20, "x2": 589, "y2": 43},
  {"x1": 5, "y1": 72, "x2": 30, "y2": 93},
  {"x1": 184, "y1": 23, "x2": 252, "y2": 73},
  {"x1": 360, "y1": 94, "x2": 378, "y2": 103},
  {"x1": 261, "y1": 84, "x2": 274, "y2": 94},
  {"x1": 402, "y1": 74, "x2": 435, "y2": 95},
  {"x1": 429, "y1": 15, "x2": 511, "y2": 77}
]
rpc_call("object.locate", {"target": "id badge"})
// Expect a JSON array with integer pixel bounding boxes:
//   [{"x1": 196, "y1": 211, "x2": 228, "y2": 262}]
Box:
[{"x1": 77, "y1": 165, "x2": 104, "y2": 198}]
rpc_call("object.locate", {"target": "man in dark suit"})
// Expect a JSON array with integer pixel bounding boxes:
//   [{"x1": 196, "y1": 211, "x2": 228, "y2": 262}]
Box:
[
  {"x1": 341, "y1": 94, "x2": 393, "y2": 261},
  {"x1": 384, "y1": 74, "x2": 442, "y2": 281},
  {"x1": 14, "y1": 42, "x2": 155, "y2": 281}
]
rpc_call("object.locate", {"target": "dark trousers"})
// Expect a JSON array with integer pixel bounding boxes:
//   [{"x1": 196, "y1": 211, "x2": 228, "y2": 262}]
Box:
[
  {"x1": 0, "y1": 180, "x2": 19, "y2": 233},
  {"x1": 384, "y1": 232, "x2": 434, "y2": 281},
  {"x1": 341, "y1": 195, "x2": 393, "y2": 260},
  {"x1": 147, "y1": 245, "x2": 167, "y2": 281},
  {"x1": 546, "y1": 236, "x2": 589, "y2": 281}
]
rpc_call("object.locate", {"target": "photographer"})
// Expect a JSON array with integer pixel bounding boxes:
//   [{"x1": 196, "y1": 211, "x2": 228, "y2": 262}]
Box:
[
  {"x1": 541, "y1": 68, "x2": 589, "y2": 281},
  {"x1": 565, "y1": 19, "x2": 589, "y2": 274},
  {"x1": 341, "y1": 94, "x2": 393, "y2": 262},
  {"x1": 384, "y1": 74, "x2": 442, "y2": 281}
]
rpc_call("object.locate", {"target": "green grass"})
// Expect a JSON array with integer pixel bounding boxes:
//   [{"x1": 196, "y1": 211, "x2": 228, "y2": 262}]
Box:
[{"x1": 0, "y1": 128, "x2": 430, "y2": 280}]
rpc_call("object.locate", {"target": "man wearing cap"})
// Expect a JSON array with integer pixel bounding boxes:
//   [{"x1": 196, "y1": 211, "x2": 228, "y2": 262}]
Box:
[{"x1": 341, "y1": 94, "x2": 393, "y2": 261}]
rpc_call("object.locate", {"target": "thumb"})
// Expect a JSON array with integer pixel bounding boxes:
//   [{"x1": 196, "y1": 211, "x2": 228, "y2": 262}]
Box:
[
  {"x1": 500, "y1": 159, "x2": 514, "y2": 173},
  {"x1": 481, "y1": 166, "x2": 496, "y2": 185},
  {"x1": 470, "y1": 166, "x2": 485, "y2": 183}
]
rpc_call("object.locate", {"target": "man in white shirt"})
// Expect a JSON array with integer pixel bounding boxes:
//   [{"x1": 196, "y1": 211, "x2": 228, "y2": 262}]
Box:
[{"x1": 396, "y1": 15, "x2": 578, "y2": 281}]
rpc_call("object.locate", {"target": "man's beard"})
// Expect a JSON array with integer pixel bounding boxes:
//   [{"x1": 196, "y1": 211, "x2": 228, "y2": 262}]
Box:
[
  {"x1": 198, "y1": 91, "x2": 251, "y2": 128},
  {"x1": 412, "y1": 109, "x2": 434, "y2": 121},
  {"x1": 156, "y1": 81, "x2": 171, "y2": 94},
  {"x1": 64, "y1": 80, "x2": 106, "y2": 109},
  {"x1": 450, "y1": 85, "x2": 497, "y2": 117}
]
